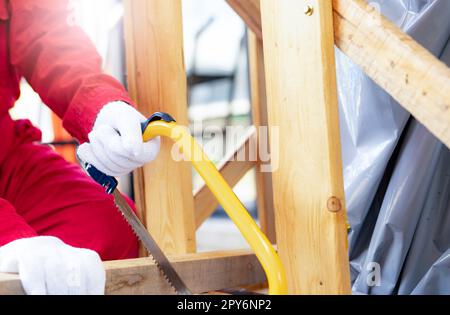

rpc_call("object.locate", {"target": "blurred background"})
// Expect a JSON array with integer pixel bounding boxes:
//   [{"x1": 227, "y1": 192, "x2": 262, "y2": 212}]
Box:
[{"x1": 10, "y1": 0, "x2": 257, "y2": 252}]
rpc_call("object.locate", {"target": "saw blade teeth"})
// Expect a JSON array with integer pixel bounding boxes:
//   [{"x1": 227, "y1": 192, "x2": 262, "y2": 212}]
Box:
[{"x1": 114, "y1": 204, "x2": 178, "y2": 294}]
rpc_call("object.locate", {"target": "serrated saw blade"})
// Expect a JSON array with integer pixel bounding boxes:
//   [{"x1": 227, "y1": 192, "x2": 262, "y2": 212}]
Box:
[{"x1": 112, "y1": 190, "x2": 192, "y2": 295}]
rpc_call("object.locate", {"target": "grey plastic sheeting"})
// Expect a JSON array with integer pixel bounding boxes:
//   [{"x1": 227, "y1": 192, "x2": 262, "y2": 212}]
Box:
[{"x1": 336, "y1": 0, "x2": 450, "y2": 294}]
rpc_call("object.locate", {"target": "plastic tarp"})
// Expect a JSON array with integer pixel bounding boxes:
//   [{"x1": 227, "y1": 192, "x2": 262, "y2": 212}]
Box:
[{"x1": 337, "y1": 0, "x2": 450, "y2": 294}]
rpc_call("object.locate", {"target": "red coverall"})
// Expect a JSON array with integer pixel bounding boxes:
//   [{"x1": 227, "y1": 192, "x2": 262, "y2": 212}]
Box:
[{"x1": 0, "y1": 0, "x2": 138, "y2": 260}]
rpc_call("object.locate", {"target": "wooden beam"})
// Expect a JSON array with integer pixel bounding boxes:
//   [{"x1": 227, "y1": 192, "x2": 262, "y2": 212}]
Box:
[
  {"x1": 226, "y1": 0, "x2": 262, "y2": 39},
  {"x1": 123, "y1": 0, "x2": 196, "y2": 254},
  {"x1": 0, "y1": 250, "x2": 266, "y2": 295},
  {"x1": 334, "y1": 0, "x2": 450, "y2": 148},
  {"x1": 260, "y1": 0, "x2": 351, "y2": 294},
  {"x1": 228, "y1": 0, "x2": 450, "y2": 149},
  {"x1": 248, "y1": 31, "x2": 276, "y2": 243},
  {"x1": 194, "y1": 130, "x2": 257, "y2": 228}
]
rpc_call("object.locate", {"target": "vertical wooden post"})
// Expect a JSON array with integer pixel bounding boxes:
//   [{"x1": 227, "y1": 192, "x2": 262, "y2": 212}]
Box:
[
  {"x1": 248, "y1": 31, "x2": 276, "y2": 244},
  {"x1": 123, "y1": 0, "x2": 196, "y2": 254},
  {"x1": 260, "y1": 0, "x2": 351, "y2": 294}
]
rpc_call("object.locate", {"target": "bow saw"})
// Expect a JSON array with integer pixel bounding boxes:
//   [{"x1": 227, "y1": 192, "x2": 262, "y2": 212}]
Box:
[{"x1": 81, "y1": 112, "x2": 287, "y2": 295}]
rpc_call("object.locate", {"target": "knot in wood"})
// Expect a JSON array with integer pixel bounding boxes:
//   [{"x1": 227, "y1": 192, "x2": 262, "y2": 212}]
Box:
[{"x1": 327, "y1": 197, "x2": 342, "y2": 213}]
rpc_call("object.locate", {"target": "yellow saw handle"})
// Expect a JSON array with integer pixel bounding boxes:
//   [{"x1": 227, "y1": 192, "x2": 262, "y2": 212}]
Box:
[{"x1": 141, "y1": 114, "x2": 287, "y2": 295}]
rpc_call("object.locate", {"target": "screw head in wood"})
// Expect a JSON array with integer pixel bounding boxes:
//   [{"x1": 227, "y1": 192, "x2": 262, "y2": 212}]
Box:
[{"x1": 304, "y1": 4, "x2": 314, "y2": 16}]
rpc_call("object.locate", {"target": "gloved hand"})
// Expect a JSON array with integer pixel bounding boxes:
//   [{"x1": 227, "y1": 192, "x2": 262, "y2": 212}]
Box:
[
  {"x1": 0, "y1": 236, "x2": 105, "y2": 295},
  {"x1": 77, "y1": 102, "x2": 161, "y2": 176}
]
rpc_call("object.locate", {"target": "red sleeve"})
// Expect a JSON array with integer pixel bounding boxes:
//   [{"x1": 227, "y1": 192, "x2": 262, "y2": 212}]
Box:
[
  {"x1": 8, "y1": 0, "x2": 134, "y2": 142},
  {"x1": 0, "y1": 199, "x2": 37, "y2": 247}
]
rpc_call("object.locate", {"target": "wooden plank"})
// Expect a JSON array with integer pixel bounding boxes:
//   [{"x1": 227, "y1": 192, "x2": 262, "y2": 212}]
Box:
[
  {"x1": 0, "y1": 250, "x2": 266, "y2": 295},
  {"x1": 260, "y1": 0, "x2": 351, "y2": 294},
  {"x1": 247, "y1": 31, "x2": 276, "y2": 243},
  {"x1": 194, "y1": 130, "x2": 257, "y2": 228},
  {"x1": 333, "y1": 0, "x2": 450, "y2": 148},
  {"x1": 226, "y1": 0, "x2": 262, "y2": 39},
  {"x1": 123, "y1": 0, "x2": 196, "y2": 254},
  {"x1": 228, "y1": 0, "x2": 450, "y2": 149}
]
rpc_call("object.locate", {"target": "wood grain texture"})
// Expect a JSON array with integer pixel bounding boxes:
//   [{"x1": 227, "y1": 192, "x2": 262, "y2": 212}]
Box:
[
  {"x1": 228, "y1": 0, "x2": 450, "y2": 149},
  {"x1": 248, "y1": 32, "x2": 276, "y2": 243},
  {"x1": 0, "y1": 250, "x2": 266, "y2": 295},
  {"x1": 194, "y1": 130, "x2": 257, "y2": 228},
  {"x1": 123, "y1": 0, "x2": 196, "y2": 254},
  {"x1": 260, "y1": 0, "x2": 351, "y2": 294},
  {"x1": 333, "y1": 0, "x2": 450, "y2": 148}
]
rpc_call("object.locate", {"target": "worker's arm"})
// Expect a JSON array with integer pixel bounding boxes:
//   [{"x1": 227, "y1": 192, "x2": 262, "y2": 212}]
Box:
[
  {"x1": 8, "y1": 0, "x2": 159, "y2": 175},
  {"x1": 8, "y1": 0, "x2": 131, "y2": 142}
]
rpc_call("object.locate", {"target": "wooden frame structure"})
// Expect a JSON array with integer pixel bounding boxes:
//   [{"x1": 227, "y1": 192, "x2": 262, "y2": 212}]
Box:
[{"x1": 2, "y1": 0, "x2": 450, "y2": 295}]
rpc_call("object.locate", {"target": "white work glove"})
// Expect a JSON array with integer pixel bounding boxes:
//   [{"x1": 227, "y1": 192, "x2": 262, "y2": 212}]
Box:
[
  {"x1": 77, "y1": 102, "x2": 160, "y2": 176},
  {"x1": 0, "y1": 236, "x2": 105, "y2": 295}
]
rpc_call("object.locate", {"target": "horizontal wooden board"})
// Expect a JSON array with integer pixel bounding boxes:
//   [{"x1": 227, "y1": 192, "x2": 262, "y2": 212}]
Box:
[{"x1": 0, "y1": 250, "x2": 266, "y2": 295}]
